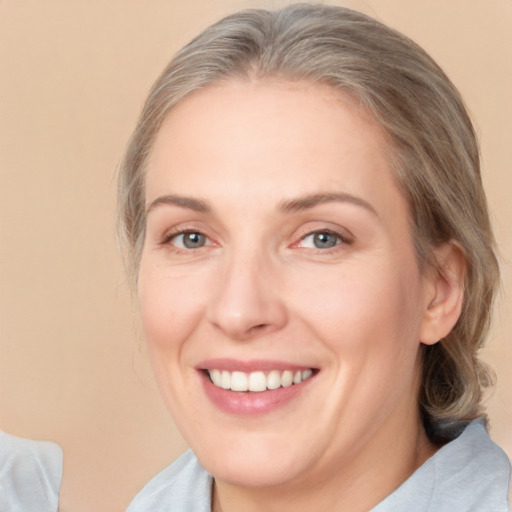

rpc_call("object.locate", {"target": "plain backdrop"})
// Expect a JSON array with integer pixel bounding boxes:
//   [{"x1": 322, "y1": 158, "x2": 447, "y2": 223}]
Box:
[{"x1": 0, "y1": 1, "x2": 510, "y2": 510}]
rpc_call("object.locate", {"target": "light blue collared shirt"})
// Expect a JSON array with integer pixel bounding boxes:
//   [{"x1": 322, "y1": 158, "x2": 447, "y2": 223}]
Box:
[{"x1": 0, "y1": 431, "x2": 63, "y2": 512}]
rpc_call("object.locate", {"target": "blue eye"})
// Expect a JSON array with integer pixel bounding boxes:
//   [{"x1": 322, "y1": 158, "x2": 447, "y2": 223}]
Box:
[
  {"x1": 300, "y1": 231, "x2": 342, "y2": 249},
  {"x1": 172, "y1": 232, "x2": 208, "y2": 249}
]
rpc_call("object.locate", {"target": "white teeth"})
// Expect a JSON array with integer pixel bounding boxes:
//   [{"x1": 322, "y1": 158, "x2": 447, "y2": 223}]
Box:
[
  {"x1": 230, "y1": 371, "x2": 248, "y2": 392},
  {"x1": 302, "y1": 369, "x2": 313, "y2": 381},
  {"x1": 210, "y1": 369, "x2": 221, "y2": 386},
  {"x1": 248, "y1": 371, "x2": 267, "y2": 392},
  {"x1": 281, "y1": 370, "x2": 293, "y2": 388},
  {"x1": 267, "y1": 370, "x2": 281, "y2": 390},
  {"x1": 220, "y1": 370, "x2": 231, "y2": 390},
  {"x1": 207, "y1": 368, "x2": 314, "y2": 392}
]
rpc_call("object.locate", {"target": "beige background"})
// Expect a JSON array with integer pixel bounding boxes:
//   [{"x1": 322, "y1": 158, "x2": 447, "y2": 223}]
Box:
[{"x1": 0, "y1": 1, "x2": 510, "y2": 510}]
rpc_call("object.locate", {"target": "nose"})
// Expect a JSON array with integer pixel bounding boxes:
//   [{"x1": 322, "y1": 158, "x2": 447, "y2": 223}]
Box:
[{"x1": 206, "y1": 251, "x2": 288, "y2": 341}]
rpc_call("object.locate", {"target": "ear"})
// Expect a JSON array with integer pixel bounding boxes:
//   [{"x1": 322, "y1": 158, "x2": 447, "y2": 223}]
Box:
[{"x1": 419, "y1": 241, "x2": 466, "y2": 346}]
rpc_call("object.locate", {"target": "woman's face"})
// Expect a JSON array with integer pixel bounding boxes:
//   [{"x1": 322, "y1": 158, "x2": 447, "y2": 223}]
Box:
[{"x1": 138, "y1": 80, "x2": 436, "y2": 489}]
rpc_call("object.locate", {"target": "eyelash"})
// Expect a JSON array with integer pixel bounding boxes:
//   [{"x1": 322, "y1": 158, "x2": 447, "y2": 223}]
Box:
[
  {"x1": 159, "y1": 227, "x2": 353, "y2": 253},
  {"x1": 295, "y1": 228, "x2": 353, "y2": 251},
  {"x1": 160, "y1": 229, "x2": 212, "y2": 250}
]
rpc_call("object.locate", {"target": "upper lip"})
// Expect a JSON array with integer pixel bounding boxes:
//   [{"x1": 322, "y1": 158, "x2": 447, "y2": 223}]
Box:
[{"x1": 196, "y1": 358, "x2": 317, "y2": 373}]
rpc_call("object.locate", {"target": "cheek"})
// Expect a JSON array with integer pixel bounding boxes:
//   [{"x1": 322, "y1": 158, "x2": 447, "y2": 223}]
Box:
[
  {"x1": 137, "y1": 261, "x2": 206, "y2": 355},
  {"x1": 289, "y1": 257, "x2": 425, "y2": 379},
  {"x1": 298, "y1": 265, "x2": 419, "y2": 334},
  {"x1": 301, "y1": 263, "x2": 425, "y2": 414},
  {"x1": 137, "y1": 261, "x2": 210, "y2": 420}
]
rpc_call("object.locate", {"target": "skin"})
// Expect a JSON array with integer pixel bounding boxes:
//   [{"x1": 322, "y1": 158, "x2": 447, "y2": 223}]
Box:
[{"x1": 138, "y1": 80, "x2": 463, "y2": 511}]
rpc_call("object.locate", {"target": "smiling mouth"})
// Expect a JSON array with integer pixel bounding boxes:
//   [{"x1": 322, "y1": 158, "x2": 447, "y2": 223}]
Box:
[{"x1": 206, "y1": 369, "x2": 315, "y2": 392}]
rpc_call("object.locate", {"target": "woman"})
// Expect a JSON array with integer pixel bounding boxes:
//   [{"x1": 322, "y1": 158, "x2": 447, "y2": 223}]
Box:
[{"x1": 119, "y1": 4, "x2": 510, "y2": 511}]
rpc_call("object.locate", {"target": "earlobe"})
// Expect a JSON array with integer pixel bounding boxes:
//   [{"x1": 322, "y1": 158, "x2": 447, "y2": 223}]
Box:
[{"x1": 420, "y1": 241, "x2": 466, "y2": 346}]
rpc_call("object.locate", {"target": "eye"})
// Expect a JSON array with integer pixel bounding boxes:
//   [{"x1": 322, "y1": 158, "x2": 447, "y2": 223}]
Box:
[
  {"x1": 298, "y1": 230, "x2": 345, "y2": 249},
  {"x1": 168, "y1": 231, "x2": 209, "y2": 249}
]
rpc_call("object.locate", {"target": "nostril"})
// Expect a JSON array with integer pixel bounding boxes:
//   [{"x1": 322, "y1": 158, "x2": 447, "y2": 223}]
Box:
[{"x1": 246, "y1": 323, "x2": 269, "y2": 336}]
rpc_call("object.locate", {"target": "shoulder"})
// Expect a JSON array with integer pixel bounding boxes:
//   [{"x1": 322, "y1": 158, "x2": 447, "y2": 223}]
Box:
[
  {"x1": 428, "y1": 421, "x2": 510, "y2": 511},
  {"x1": 0, "y1": 430, "x2": 63, "y2": 512},
  {"x1": 372, "y1": 420, "x2": 511, "y2": 512},
  {"x1": 127, "y1": 450, "x2": 213, "y2": 512}
]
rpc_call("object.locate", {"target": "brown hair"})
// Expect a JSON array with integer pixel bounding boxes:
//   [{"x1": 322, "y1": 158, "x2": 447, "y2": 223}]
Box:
[{"x1": 117, "y1": 3, "x2": 499, "y2": 426}]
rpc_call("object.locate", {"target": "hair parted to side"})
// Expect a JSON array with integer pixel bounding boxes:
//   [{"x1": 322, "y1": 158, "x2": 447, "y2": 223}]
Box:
[{"x1": 117, "y1": 4, "x2": 499, "y2": 428}]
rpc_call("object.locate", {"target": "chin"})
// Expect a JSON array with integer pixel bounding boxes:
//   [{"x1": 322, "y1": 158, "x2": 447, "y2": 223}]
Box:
[
  {"x1": 205, "y1": 453, "x2": 305, "y2": 488},
  {"x1": 194, "y1": 431, "x2": 314, "y2": 488}
]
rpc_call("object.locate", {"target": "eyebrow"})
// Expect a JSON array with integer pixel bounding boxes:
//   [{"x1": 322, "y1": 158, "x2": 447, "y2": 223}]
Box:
[
  {"x1": 145, "y1": 191, "x2": 378, "y2": 217},
  {"x1": 146, "y1": 195, "x2": 211, "y2": 215},
  {"x1": 279, "y1": 192, "x2": 378, "y2": 216}
]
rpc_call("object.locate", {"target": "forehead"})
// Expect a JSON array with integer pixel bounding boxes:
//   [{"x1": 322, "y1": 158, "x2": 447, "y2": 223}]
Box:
[{"x1": 146, "y1": 79, "x2": 405, "y2": 219}]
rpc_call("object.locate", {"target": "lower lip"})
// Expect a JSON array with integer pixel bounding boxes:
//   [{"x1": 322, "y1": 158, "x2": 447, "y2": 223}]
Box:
[{"x1": 200, "y1": 372, "x2": 314, "y2": 415}]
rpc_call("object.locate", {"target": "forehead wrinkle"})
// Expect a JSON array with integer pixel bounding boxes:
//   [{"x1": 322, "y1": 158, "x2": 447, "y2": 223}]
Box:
[{"x1": 279, "y1": 192, "x2": 379, "y2": 217}]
